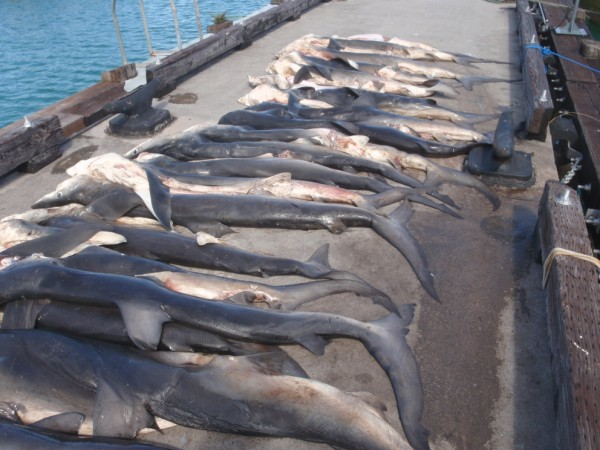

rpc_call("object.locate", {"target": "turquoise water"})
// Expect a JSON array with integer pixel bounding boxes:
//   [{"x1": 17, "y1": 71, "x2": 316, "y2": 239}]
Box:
[{"x1": 0, "y1": 0, "x2": 270, "y2": 128}]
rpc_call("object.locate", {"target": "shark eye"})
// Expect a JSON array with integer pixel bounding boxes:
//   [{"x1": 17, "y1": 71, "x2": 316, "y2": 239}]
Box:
[{"x1": 56, "y1": 192, "x2": 63, "y2": 198}]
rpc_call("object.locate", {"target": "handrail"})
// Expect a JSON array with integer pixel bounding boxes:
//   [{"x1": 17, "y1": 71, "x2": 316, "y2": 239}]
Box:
[
  {"x1": 111, "y1": 0, "x2": 204, "y2": 65},
  {"x1": 112, "y1": 0, "x2": 128, "y2": 65}
]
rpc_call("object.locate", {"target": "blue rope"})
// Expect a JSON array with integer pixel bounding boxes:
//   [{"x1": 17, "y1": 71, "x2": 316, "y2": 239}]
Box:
[{"x1": 524, "y1": 43, "x2": 600, "y2": 75}]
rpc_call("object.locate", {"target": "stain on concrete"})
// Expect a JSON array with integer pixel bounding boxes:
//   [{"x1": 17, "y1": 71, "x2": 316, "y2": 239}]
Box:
[
  {"x1": 51, "y1": 145, "x2": 98, "y2": 173},
  {"x1": 168, "y1": 93, "x2": 198, "y2": 105}
]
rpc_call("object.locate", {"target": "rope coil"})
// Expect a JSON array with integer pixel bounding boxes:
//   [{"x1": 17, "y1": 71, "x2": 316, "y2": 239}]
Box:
[{"x1": 542, "y1": 246, "x2": 600, "y2": 288}]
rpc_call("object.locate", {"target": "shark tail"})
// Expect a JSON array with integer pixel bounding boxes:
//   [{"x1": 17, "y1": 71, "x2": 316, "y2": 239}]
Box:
[
  {"x1": 371, "y1": 203, "x2": 439, "y2": 302},
  {"x1": 424, "y1": 162, "x2": 501, "y2": 211},
  {"x1": 456, "y1": 75, "x2": 522, "y2": 91},
  {"x1": 278, "y1": 279, "x2": 398, "y2": 315},
  {"x1": 426, "y1": 79, "x2": 459, "y2": 98},
  {"x1": 453, "y1": 54, "x2": 514, "y2": 65},
  {"x1": 361, "y1": 310, "x2": 431, "y2": 450},
  {"x1": 365, "y1": 187, "x2": 462, "y2": 219}
]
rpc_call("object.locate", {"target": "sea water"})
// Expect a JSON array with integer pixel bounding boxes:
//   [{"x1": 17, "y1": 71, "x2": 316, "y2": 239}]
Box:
[{"x1": 0, "y1": 0, "x2": 270, "y2": 128}]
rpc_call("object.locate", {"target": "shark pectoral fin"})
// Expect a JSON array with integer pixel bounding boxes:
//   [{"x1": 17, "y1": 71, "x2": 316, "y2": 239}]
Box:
[
  {"x1": 252, "y1": 172, "x2": 293, "y2": 193},
  {"x1": 87, "y1": 190, "x2": 143, "y2": 221},
  {"x1": 94, "y1": 377, "x2": 156, "y2": 438},
  {"x1": 196, "y1": 231, "x2": 228, "y2": 247},
  {"x1": 331, "y1": 120, "x2": 359, "y2": 135},
  {"x1": 1, "y1": 299, "x2": 49, "y2": 329},
  {"x1": 118, "y1": 301, "x2": 171, "y2": 350},
  {"x1": 323, "y1": 217, "x2": 347, "y2": 234},
  {"x1": 61, "y1": 231, "x2": 127, "y2": 258},
  {"x1": 31, "y1": 412, "x2": 85, "y2": 435},
  {"x1": 242, "y1": 352, "x2": 288, "y2": 375},
  {"x1": 297, "y1": 333, "x2": 328, "y2": 355},
  {"x1": 143, "y1": 168, "x2": 173, "y2": 230}
]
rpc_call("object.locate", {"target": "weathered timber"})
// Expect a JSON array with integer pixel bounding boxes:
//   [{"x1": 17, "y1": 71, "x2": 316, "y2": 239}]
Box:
[
  {"x1": 565, "y1": 81, "x2": 600, "y2": 209},
  {"x1": 581, "y1": 39, "x2": 600, "y2": 59},
  {"x1": 538, "y1": 180, "x2": 600, "y2": 450},
  {"x1": 517, "y1": 0, "x2": 554, "y2": 138},
  {"x1": 101, "y1": 63, "x2": 138, "y2": 83},
  {"x1": 147, "y1": 0, "x2": 323, "y2": 96},
  {"x1": 543, "y1": 1, "x2": 600, "y2": 209},
  {"x1": 0, "y1": 81, "x2": 126, "y2": 140},
  {"x1": 0, "y1": 115, "x2": 64, "y2": 177}
]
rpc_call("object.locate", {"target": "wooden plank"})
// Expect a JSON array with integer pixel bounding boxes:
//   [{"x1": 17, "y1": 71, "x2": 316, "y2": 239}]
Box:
[
  {"x1": 538, "y1": 180, "x2": 600, "y2": 450},
  {"x1": 517, "y1": 0, "x2": 554, "y2": 138},
  {"x1": 566, "y1": 80, "x2": 600, "y2": 208},
  {"x1": 101, "y1": 63, "x2": 138, "y2": 82},
  {"x1": 0, "y1": 81, "x2": 126, "y2": 138},
  {"x1": 147, "y1": 0, "x2": 324, "y2": 95},
  {"x1": 0, "y1": 115, "x2": 64, "y2": 177},
  {"x1": 545, "y1": 2, "x2": 597, "y2": 83}
]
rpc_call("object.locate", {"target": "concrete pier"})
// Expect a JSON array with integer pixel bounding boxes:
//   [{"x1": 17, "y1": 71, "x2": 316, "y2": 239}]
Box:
[{"x1": 0, "y1": 0, "x2": 559, "y2": 449}]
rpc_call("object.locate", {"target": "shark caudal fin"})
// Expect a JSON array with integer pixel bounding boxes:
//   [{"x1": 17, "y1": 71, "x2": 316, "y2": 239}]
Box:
[
  {"x1": 365, "y1": 187, "x2": 463, "y2": 219},
  {"x1": 456, "y1": 75, "x2": 522, "y2": 91},
  {"x1": 372, "y1": 203, "x2": 440, "y2": 302},
  {"x1": 362, "y1": 312, "x2": 430, "y2": 450},
  {"x1": 425, "y1": 79, "x2": 459, "y2": 98},
  {"x1": 452, "y1": 53, "x2": 514, "y2": 65},
  {"x1": 423, "y1": 161, "x2": 501, "y2": 210},
  {"x1": 278, "y1": 278, "x2": 398, "y2": 315}
]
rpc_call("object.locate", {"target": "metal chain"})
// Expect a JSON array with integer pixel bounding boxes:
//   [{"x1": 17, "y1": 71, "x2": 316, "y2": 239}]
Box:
[{"x1": 561, "y1": 157, "x2": 582, "y2": 184}]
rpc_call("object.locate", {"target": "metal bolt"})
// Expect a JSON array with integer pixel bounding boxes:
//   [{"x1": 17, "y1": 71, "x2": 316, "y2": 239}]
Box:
[{"x1": 578, "y1": 183, "x2": 592, "y2": 192}]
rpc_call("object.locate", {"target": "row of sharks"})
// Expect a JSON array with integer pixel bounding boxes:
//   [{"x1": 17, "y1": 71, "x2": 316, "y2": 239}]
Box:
[{"x1": 0, "y1": 33, "x2": 510, "y2": 449}]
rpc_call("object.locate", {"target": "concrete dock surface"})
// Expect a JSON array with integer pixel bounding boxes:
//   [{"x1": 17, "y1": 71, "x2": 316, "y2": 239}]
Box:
[{"x1": 0, "y1": 0, "x2": 559, "y2": 449}]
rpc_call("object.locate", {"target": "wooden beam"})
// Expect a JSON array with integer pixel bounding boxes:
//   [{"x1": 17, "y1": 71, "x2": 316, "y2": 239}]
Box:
[
  {"x1": 538, "y1": 180, "x2": 600, "y2": 450},
  {"x1": 516, "y1": 0, "x2": 554, "y2": 138},
  {"x1": 0, "y1": 115, "x2": 64, "y2": 177}
]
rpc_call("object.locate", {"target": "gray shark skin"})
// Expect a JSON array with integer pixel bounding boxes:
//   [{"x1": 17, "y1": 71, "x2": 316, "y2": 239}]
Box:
[
  {"x1": 335, "y1": 121, "x2": 480, "y2": 157},
  {"x1": 63, "y1": 245, "x2": 398, "y2": 314},
  {"x1": 0, "y1": 266, "x2": 427, "y2": 449},
  {"x1": 313, "y1": 46, "x2": 517, "y2": 91},
  {"x1": 191, "y1": 124, "x2": 336, "y2": 143},
  {"x1": 288, "y1": 92, "x2": 497, "y2": 127},
  {"x1": 141, "y1": 193, "x2": 438, "y2": 301},
  {"x1": 19, "y1": 213, "x2": 351, "y2": 281},
  {"x1": 125, "y1": 130, "x2": 422, "y2": 187},
  {"x1": 139, "y1": 154, "x2": 392, "y2": 194},
  {"x1": 0, "y1": 329, "x2": 414, "y2": 449},
  {"x1": 32, "y1": 176, "x2": 142, "y2": 210},
  {"x1": 217, "y1": 108, "x2": 479, "y2": 156},
  {"x1": 137, "y1": 160, "x2": 461, "y2": 218},
  {"x1": 1, "y1": 299, "x2": 309, "y2": 378},
  {"x1": 327, "y1": 37, "x2": 507, "y2": 65},
  {"x1": 0, "y1": 419, "x2": 172, "y2": 450},
  {"x1": 218, "y1": 108, "x2": 342, "y2": 131},
  {"x1": 124, "y1": 137, "x2": 459, "y2": 209},
  {"x1": 61, "y1": 246, "x2": 188, "y2": 276}
]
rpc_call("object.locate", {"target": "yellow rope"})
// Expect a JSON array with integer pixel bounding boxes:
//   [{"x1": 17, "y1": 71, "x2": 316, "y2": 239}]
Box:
[{"x1": 543, "y1": 247, "x2": 600, "y2": 288}]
